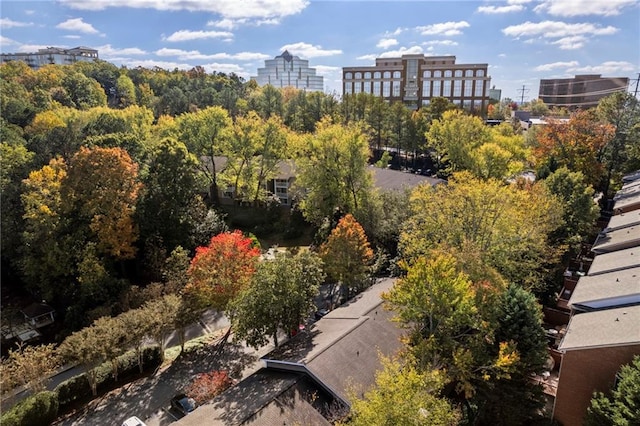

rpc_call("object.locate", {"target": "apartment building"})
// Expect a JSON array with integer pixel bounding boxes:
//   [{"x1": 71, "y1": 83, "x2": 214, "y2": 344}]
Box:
[
  {"x1": 538, "y1": 74, "x2": 629, "y2": 110},
  {"x1": 342, "y1": 54, "x2": 490, "y2": 111},
  {"x1": 252, "y1": 50, "x2": 324, "y2": 92},
  {"x1": 0, "y1": 46, "x2": 99, "y2": 70}
]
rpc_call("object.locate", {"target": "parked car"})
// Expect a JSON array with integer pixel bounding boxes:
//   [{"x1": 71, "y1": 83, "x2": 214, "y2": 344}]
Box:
[
  {"x1": 122, "y1": 416, "x2": 147, "y2": 426},
  {"x1": 171, "y1": 393, "x2": 197, "y2": 416}
]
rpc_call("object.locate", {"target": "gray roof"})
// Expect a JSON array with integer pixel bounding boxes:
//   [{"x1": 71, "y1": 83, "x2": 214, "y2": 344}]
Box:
[
  {"x1": 263, "y1": 278, "x2": 404, "y2": 403},
  {"x1": 622, "y1": 169, "x2": 640, "y2": 184},
  {"x1": 587, "y1": 246, "x2": 640, "y2": 275},
  {"x1": 604, "y1": 210, "x2": 640, "y2": 232},
  {"x1": 591, "y1": 225, "x2": 640, "y2": 254},
  {"x1": 370, "y1": 167, "x2": 444, "y2": 191},
  {"x1": 558, "y1": 304, "x2": 640, "y2": 351},
  {"x1": 568, "y1": 267, "x2": 640, "y2": 311},
  {"x1": 613, "y1": 182, "x2": 640, "y2": 212}
]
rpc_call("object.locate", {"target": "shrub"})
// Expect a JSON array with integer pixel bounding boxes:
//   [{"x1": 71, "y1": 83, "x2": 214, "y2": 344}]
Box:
[
  {"x1": 185, "y1": 370, "x2": 234, "y2": 404},
  {"x1": 0, "y1": 390, "x2": 58, "y2": 426}
]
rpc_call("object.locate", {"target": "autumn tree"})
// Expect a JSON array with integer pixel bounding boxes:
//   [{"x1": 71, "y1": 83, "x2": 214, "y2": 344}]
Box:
[
  {"x1": 346, "y1": 357, "x2": 460, "y2": 426},
  {"x1": 185, "y1": 230, "x2": 261, "y2": 342},
  {"x1": 320, "y1": 214, "x2": 373, "y2": 300},
  {"x1": 62, "y1": 146, "x2": 141, "y2": 260},
  {"x1": 232, "y1": 251, "x2": 324, "y2": 348},
  {"x1": 92, "y1": 316, "x2": 128, "y2": 382},
  {"x1": 400, "y1": 172, "x2": 563, "y2": 290},
  {"x1": 58, "y1": 326, "x2": 106, "y2": 396},
  {"x1": 384, "y1": 253, "x2": 521, "y2": 406},
  {"x1": 585, "y1": 355, "x2": 640, "y2": 426},
  {"x1": 293, "y1": 118, "x2": 374, "y2": 225},
  {"x1": 186, "y1": 370, "x2": 234, "y2": 404},
  {"x1": 533, "y1": 109, "x2": 615, "y2": 188},
  {"x1": 0, "y1": 344, "x2": 60, "y2": 395}
]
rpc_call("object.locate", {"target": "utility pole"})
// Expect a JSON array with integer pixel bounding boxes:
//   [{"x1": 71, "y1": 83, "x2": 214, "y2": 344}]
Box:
[
  {"x1": 633, "y1": 72, "x2": 640, "y2": 98},
  {"x1": 517, "y1": 84, "x2": 529, "y2": 105}
]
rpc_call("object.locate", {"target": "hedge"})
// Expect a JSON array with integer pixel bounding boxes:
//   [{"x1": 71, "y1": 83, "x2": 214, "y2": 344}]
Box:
[{"x1": 0, "y1": 391, "x2": 59, "y2": 426}]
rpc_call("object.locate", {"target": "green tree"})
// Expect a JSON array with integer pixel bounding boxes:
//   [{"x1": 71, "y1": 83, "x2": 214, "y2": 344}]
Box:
[
  {"x1": 143, "y1": 294, "x2": 181, "y2": 361},
  {"x1": 58, "y1": 326, "x2": 105, "y2": 396},
  {"x1": 586, "y1": 356, "x2": 640, "y2": 426},
  {"x1": 176, "y1": 106, "x2": 232, "y2": 203},
  {"x1": 320, "y1": 214, "x2": 374, "y2": 299},
  {"x1": 232, "y1": 251, "x2": 324, "y2": 348},
  {"x1": 346, "y1": 357, "x2": 460, "y2": 426},
  {"x1": 542, "y1": 167, "x2": 600, "y2": 253},
  {"x1": 115, "y1": 73, "x2": 137, "y2": 107},
  {"x1": 294, "y1": 118, "x2": 374, "y2": 225},
  {"x1": 92, "y1": 316, "x2": 128, "y2": 382}
]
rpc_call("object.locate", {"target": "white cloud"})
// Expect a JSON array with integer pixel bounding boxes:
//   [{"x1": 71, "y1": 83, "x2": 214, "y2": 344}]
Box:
[
  {"x1": 314, "y1": 65, "x2": 341, "y2": 75},
  {"x1": 379, "y1": 45, "x2": 424, "y2": 58},
  {"x1": 1, "y1": 18, "x2": 34, "y2": 29},
  {"x1": 551, "y1": 35, "x2": 587, "y2": 50},
  {"x1": 63, "y1": 35, "x2": 82, "y2": 39},
  {"x1": 377, "y1": 38, "x2": 398, "y2": 49},
  {"x1": 156, "y1": 48, "x2": 269, "y2": 61},
  {"x1": 56, "y1": 18, "x2": 100, "y2": 34},
  {"x1": 534, "y1": 0, "x2": 637, "y2": 17},
  {"x1": 386, "y1": 27, "x2": 404, "y2": 36},
  {"x1": 417, "y1": 21, "x2": 470, "y2": 36},
  {"x1": 201, "y1": 62, "x2": 246, "y2": 74},
  {"x1": 164, "y1": 30, "x2": 233, "y2": 42},
  {"x1": 477, "y1": 5, "x2": 525, "y2": 14},
  {"x1": 98, "y1": 44, "x2": 147, "y2": 57},
  {"x1": 59, "y1": 0, "x2": 309, "y2": 19},
  {"x1": 119, "y1": 59, "x2": 194, "y2": 70},
  {"x1": 422, "y1": 40, "x2": 458, "y2": 46},
  {"x1": 534, "y1": 61, "x2": 580, "y2": 71},
  {"x1": 568, "y1": 61, "x2": 636, "y2": 74},
  {"x1": 208, "y1": 18, "x2": 240, "y2": 30},
  {"x1": 24, "y1": 10, "x2": 36, "y2": 15},
  {"x1": 279, "y1": 42, "x2": 342, "y2": 58},
  {"x1": 356, "y1": 54, "x2": 378, "y2": 61},
  {"x1": 0, "y1": 35, "x2": 18, "y2": 47},
  {"x1": 16, "y1": 43, "x2": 52, "y2": 52},
  {"x1": 502, "y1": 20, "x2": 618, "y2": 38}
]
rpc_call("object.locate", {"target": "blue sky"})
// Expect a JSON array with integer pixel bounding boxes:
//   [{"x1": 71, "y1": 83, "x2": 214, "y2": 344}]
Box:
[{"x1": 1, "y1": 0, "x2": 638, "y2": 103}]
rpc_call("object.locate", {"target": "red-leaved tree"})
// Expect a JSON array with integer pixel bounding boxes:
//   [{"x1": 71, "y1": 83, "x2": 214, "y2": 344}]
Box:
[
  {"x1": 185, "y1": 370, "x2": 234, "y2": 404},
  {"x1": 185, "y1": 230, "x2": 260, "y2": 322}
]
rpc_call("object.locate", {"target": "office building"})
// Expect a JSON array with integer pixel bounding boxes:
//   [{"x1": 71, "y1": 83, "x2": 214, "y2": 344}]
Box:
[
  {"x1": 0, "y1": 46, "x2": 99, "y2": 70},
  {"x1": 252, "y1": 50, "x2": 324, "y2": 92},
  {"x1": 539, "y1": 74, "x2": 629, "y2": 109},
  {"x1": 342, "y1": 54, "x2": 491, "y2": 111}
]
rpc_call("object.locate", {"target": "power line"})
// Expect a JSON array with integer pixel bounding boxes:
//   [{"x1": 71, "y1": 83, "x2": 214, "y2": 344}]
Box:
[{"x1": 517, "y1": 84, "x2": 529, "y2": 104}]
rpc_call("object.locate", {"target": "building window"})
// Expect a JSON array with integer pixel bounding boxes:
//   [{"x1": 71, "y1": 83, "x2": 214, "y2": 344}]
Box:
[
  {"x1": 382, "y1": 81, "x2": 390, "y2": 97},
  {"x1": 354, "y1": 82, "x2": 361, "y2": 93},
  {"x1": 477, "y1": 70, "x2": 485, "y2": 77},
  {"x1": 345, "y1": 72, "x2": 352, "y2": 79},
  {"x1": 463, "y1": 100, "x2": 472, "y2": 109},
  {"x1": 465, "y1": 70, "x2": 474, "y2": 77},
  {"x1": 475, "y1": 79, "x2": 483, "y2": 97},
  {"x1": 423, "y1": 70, "x2": 431, "y2": 78},
  {"x1": 422, "y1": 81, "x2": 431, "y2": 97},
  {"x1": 407, "y1": 59, "x2": 418, "y2": 81},
  {"x1": 464, "y1": 80, "x2": 472, "y2": 96},
  {"x1": 363, "y1": 81, "x2": 371, "y2": 93},
  {"x1": 434, "y1": 70, "x2": 442, "y2": 78},
  {"x1": 374, "y1": 71, "x2": 381, "y2": 78},
  {"x1": 393, "y1": 71, "x2": 401, "y2": 79},
  {"x1": 373, "y1": 81, "x2": 381, "y2": 95},
  {"x1": 422, "y1": 99, "x2": 431, "y2": 106},
  {"x1": 454, "y1": 70, "x2": 463, "y2": 77},
  {"x1": 355, "y1": 72, "x2": 362, "y2": 79},
  {"x1": 444, "y1": 70, "x2": 452, "y2": 78},
  {"x1": 392, "y1": 80, "x2": 401, "y2": 96},
  {"x1": 433, "y1": 80, "x2": 441, "y2": 97},
  {"x1": 383, "y1": 71, "x2": 391, "y2": 78},
  {"x1": 344, "y1": 82, "x2": 352, "y2": 94},
  {"x1": 473, "y1": 100, "x2": 483, "y2": 110},
  {"x1": 453, "y1": 80, "x2": 462, "y2": 97},
  {"x1": 364, "y1": 72, "x2": 371, "y2": 79},
  {"x1": 443, "y1": 80, "x2": 452, "y2": 97}
]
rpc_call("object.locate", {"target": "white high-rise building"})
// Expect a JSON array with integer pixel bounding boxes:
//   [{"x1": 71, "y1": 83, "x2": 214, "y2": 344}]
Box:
[{"x1": 252, "y1": 51, "x2": 324, "y2": 92}]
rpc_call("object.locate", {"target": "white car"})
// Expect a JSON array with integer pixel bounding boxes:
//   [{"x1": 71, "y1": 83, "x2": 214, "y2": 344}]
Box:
[{"x1": 122, "y1": 416, "x2": 147, "y2": 426}]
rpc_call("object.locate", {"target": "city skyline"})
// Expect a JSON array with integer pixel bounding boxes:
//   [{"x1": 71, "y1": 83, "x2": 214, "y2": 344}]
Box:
[{"x1": 1, "y1": 0, "x2": 638, "y2": 103}]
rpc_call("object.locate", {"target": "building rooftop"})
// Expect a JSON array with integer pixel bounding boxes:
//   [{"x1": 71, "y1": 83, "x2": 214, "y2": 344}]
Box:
[
  {"x1": 558, "y1": 304, "x2": 640, "y2": 351},
  {"x1": 604, "y1": 210, "x2": 640, "y2": 232},
  {"x1": 613, "y1": 181, "x2": 640, "y2": 213},
  {"x1": 586, "y1": 246, "x2": 640, "y2": 276},
  {"x1": 591, "y1": 225, "x2": 640, "y2": 254},
  {"x1": 568, "y1": 267, "x2": 640, "y2": 312}
]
